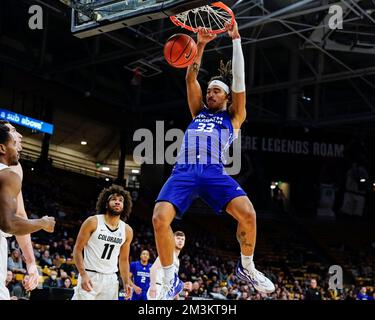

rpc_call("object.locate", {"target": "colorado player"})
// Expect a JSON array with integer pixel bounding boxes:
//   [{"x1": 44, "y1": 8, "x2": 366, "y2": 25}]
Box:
[
  {"x1": 0, "y1": 124, "x2": 55, "y2": 300},
  {"x1": 72, "y1": 185, "x2": 133, "y2": 300},
  {"x1": 0, "y1": 120, "x2": 55, "y2": 298},
  {"x1": 147, "y1": 231, "x2": 186, "y2": 300},
  {"x1": 130, "y1": 250, "x2": 152, "y2": 300},
  {"x1": 152, "y1": 20, "x2": 275, "y2": 299}
]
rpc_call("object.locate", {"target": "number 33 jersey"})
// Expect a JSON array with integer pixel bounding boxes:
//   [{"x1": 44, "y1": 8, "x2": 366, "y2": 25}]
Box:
[
  {"x1": 176, "y1": 106, "x2": 235, "y2": 165},
  {"x1": 84, "y1": 215, "x2": 126, "y2": 274}
]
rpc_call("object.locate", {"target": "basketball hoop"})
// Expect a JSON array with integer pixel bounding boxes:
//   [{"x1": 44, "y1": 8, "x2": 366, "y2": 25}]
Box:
[{"x1": 170, "y1": 2, "x2": 235, "y2": 35}]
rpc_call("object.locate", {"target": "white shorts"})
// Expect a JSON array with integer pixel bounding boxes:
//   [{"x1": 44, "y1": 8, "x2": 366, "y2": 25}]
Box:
[
  {"x1": 71, "y1": 271, "x2": 119, "y2": 300},
  {"x1": 0, "y1": 235, "x2": 10, "y2": 300}
]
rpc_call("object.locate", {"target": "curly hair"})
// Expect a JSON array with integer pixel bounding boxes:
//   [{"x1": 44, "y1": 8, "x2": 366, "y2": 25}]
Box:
[
  {"x1": 95, "y1": 184, "x2": 132, "y2": 222},
  {"x1": 208, "y1": 60, "x2": 233, "y2": 93}
]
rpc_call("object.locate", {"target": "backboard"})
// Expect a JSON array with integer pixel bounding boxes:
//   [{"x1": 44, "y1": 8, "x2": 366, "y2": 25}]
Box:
[{"x1": 67, "y1": 0, "x2": 215, "y2": 38}]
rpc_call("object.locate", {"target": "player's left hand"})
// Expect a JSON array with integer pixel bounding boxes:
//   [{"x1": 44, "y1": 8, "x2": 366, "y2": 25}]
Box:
[
  {"x1": 133, "y1": 285, "x2": 142, "y2": 295},
  {"x1": 124, "y1": 284, "x2": 132, "y2": 300},
  {"x1": 226, "y1": 19, "x2": 240, "y2": 39},
  {"x1": 24, "y1": 264, "x2": 39, "y2": 291}
]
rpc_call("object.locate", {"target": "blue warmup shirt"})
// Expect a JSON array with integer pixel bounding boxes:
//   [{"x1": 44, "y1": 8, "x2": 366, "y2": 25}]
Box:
[{"x1": 130, "y1": 261, "x2": 151, "y2": 300}]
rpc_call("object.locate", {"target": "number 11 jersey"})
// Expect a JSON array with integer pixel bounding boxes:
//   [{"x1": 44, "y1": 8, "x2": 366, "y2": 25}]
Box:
[{"x1": 84, "y1": 214, "x2": 126, "y2": 274}]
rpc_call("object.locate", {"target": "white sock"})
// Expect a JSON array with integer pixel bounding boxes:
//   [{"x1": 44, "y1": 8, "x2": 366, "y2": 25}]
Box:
[
  {"x1": 241, "y1": 253, "x2": 254, "y2": 271},
  {"x1": 162, "y1": 265, "x2": 175, "y2": 286}
]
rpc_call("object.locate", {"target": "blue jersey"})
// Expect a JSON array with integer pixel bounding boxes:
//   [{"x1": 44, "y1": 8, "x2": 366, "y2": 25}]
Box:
[
  {"x1": 176, "y1": 107, "x2": 234, "y2": 165},
  {"x1": 156, "y1": 106, "x2": 246, "y2": 217},
  {"x1": 130, "y1": 261, "x2": 151, "y2": 300}
]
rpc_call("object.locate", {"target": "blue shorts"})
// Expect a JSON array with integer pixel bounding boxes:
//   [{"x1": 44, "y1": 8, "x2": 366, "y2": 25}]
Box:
[{"x1": 156, "y1": 164, "x2": 247, "y2": 217}]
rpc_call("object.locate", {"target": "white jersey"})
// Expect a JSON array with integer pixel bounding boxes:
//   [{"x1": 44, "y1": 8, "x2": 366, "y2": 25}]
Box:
[
  {"x1": 155, "y1": 251, "x2": 180, "y2": 285},
  {"x1": 0, "y1": 163, "x2": 12, "y2": 238},
  {"x1": 84, "y1": 215, "x2": 126, "y2": 274}
]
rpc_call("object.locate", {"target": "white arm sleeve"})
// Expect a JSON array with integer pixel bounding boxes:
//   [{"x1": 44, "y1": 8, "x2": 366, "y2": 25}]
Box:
[{"x1": 231, "y1": 38, "x2": 246, "y2": 93}]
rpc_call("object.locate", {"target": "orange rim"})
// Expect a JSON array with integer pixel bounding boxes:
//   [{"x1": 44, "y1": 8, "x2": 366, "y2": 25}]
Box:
[{"x1": 170, "y1": 2, "x2": 235, "y2": 35}]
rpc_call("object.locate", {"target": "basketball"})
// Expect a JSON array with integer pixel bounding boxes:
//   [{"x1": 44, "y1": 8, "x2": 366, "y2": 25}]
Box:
[{"x1": 164, "y1": 33, "x2": 197, "y2": 68}]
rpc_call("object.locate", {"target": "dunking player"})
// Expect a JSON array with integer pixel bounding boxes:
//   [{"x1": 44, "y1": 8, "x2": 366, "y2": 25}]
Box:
[
  {"x1": 0, "y1": 120, "x2": 50, "y2": 295},
  {"x1": 130, "y1": 250, "x2": 152, "y2": 300},
  {"x1": 0, "y1": 123, "x2": 55, "y2": 300},
  {"x1": 152, "y1": 21, "x2": 275, "y2": 299},
  {"x1": 147, "y1": 231, "x2": 187, "y2": 300},
  {"x1": 72, "y1": 185, "x2": 133, "y2": 300}
]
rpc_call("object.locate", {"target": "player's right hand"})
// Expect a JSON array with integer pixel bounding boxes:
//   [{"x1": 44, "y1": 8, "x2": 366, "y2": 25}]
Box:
[
  {"x1": 197, "y1": 27, "x2": 217, "y2": 45},
  {"x1": 81, "y1": 274, "x2": 93, "y2": 292},
  {"x1": 41, "y1": 216, "x2": 55, "y2": 233}
]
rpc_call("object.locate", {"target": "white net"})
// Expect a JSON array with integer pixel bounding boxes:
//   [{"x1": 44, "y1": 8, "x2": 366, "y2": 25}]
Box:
[{"x1": 171, "y1": 3, "x2": 233, "y2": 34}]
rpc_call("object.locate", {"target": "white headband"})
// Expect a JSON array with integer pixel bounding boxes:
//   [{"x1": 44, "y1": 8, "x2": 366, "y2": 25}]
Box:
[{"x1": 208, "y1": 80, "x2": 230, "y2": 94}]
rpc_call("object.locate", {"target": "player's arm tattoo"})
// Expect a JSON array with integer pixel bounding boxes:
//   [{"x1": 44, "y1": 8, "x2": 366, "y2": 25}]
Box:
[
  {"x1": 237, "y1": 231, "x2": 253, "y2": 248},
  {"x1": 192, "y1": 62, "x2": 200, "y2": 74}
]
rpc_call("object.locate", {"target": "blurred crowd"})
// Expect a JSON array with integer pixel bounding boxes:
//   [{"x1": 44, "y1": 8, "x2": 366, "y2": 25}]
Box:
[
  {"x1": 5, "y1": 220, "x2": 375, "y2": 300},
  {"x1": 4, "y1": 162, "x2": 375, "y2": 300}
]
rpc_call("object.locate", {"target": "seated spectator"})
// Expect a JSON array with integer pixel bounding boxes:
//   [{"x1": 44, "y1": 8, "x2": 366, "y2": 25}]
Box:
[
  {"x1": 293, "y1": 292, "x2": 302, "y2": 300},
  {"x1": 12, "y1": 275, "x2": 31, "y2": 300},
  {"x1": 7, "y1": 249, "x2": 26, "y2": 274},
  {"x1": 40, "y1": 250, "x2": 53, "y2": 268},
  {"x1": 293, "y1": 280, "x2": 303, "y2": 293},
  {"x1": 5, "y1": 270, "x2": 18, "y2": 297},
  {"x1": 220, "y1": 286, "x2": 229, "y2": 299},
  {"x1": 52, "y1": 253, "x2": 63, "y2": 269},
  {"x1": 345, "y1": 289, "x2": 357, "y2": 300},
  {"x1": 60, "y1": 257, "x2": 76, "y2": 277},
  {"x1": 62, "y1": 277, "x2": 73, "y2": 289},
  {"x1": 281, "y1": 291, "x2": 289, "y2": 300},
  {"x1": 226, "y1": 287, "x2": 239, "y2": 300},
  {"x1": 252, "y1": 292, "x2": 262, "y2": 300},
  {"x1": 58, "y1": 270, "x2": 69, "y2": 287},
  {"x1": 48, "y1": 241, "x2": 59, "y2": 256},
  {"x1": 189, "y1": 281, "x2": 202, "y2": 297},
  {"x1": 32, "y1": 243, "x2": 42, "y2": 260},
  {"x1": 43, "y1": 270, "x2": 59, "y2": 288}
]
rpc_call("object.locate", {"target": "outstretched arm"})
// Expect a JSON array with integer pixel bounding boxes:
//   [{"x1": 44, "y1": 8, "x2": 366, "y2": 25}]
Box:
[
  {"x1": 0, "y1": 170, "x2": 55, "y2": 236},
  {"x1": 186, "y1": 28, "x2": 217, "y2": 118},
  {"x1": 227, "y1": 21, "x2": 247, "y2": 129}
]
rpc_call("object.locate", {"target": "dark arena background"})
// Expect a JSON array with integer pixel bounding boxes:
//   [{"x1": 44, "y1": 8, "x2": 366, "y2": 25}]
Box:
[{"x1": 1, "y1": 0, "x2": 375, "y2": 306}]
